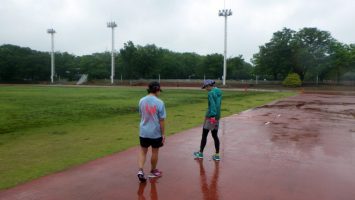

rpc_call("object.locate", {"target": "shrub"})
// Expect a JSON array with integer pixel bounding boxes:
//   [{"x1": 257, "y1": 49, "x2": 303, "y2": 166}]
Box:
[{"x1": 282, "y1": 73, "x2": 302, "y2": 87}]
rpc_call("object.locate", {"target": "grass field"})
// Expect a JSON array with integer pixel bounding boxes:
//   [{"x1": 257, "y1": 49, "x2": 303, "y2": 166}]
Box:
[{"x1": 0, "y1": 85, "x2": 295, "y2": 189}]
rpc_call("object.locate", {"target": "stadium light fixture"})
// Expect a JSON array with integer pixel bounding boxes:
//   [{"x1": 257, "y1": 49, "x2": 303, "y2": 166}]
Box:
[
  {"x1": 47, "y1": 28, "x2": 56, "y2": 83},
  {"x1": 218, "y1": 9, "x2": 232, "y2": 86},
  {"x1": 107, "y1": 21, "x2": 117, "y2": 84}
]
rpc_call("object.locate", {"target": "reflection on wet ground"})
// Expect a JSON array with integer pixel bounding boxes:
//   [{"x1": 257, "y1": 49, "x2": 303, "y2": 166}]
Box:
[
  {"x1": 137, "y1": 179, "x2": 158, "y2": 200},
  {"x1": 196, "y1": 159, "x2": 220, "y2": 200},
  {"x1": 1, "y1": 93, "x2": 354, "y2": 200},
  {"x1": 135, "y1": 160, "x2": 221, "y2": 200}
]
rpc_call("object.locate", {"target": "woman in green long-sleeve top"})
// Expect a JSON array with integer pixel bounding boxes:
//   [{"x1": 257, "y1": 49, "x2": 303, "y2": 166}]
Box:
[{"x1": 194, "y1": 80, "x2": 222, "y2": 161}]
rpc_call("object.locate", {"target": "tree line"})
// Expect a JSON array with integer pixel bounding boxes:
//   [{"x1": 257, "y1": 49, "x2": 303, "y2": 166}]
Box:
[
  {"x1": 253, "y1": 27, "x2": 355, "y2": 82},
  {"x1": 0, "y1": 42, "x2": 252, "y2": 82},
  {"x1": 0, "y1": 27, "x2": 354, "y2": 83}
]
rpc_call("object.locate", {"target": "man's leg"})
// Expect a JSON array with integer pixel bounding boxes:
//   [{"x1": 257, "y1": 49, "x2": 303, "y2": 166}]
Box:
[
  {"x1": 150, "y1": 147, "x2": 163, "y2": 177},
  {"x1": 151, "y1": 147, "x2": 159, "y2": 170},
  {"x1": 138, "y1": 146, "x2": 149, "y2": 182},
  {"x1": 138, "y1": 147, "x2": 148, "y2": 170},
  {"x1": 149, "y1": 137, "x2": 163, "y2": 177},
  {"x1": 211, "y1": 129, "x2": 220, "y2": 154}
]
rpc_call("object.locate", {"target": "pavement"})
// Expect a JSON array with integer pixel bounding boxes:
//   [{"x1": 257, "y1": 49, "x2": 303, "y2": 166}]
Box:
[{"x1": 1, "y1": 93, "x2": 355, "y2": 200}]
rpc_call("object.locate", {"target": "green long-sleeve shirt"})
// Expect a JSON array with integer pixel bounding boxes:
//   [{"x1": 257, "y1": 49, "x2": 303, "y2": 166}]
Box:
[{"x1": 205, "y1": 87, "x2": 222, "y2": 120}]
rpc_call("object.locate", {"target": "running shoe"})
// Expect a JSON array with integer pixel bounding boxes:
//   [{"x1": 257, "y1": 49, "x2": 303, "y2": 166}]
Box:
[
  {"x1": 212, "y1": 154, "x2": 221, "y2": 161},
  {"x1": 137, "y1": 170, "x2": 147, "y2": 182},
  {"x1": 149, "y1": 169, "x2": 162, "y2": 178},
  {"x1": 193, "y1": 151, "x2": 203, "y2": 159}
]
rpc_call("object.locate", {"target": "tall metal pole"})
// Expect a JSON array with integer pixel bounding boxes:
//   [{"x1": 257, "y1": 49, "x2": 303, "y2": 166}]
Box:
[
  {"x1": 107, "y1": 21, "x2": 117, "y2": 84},
  {"x1": 47, "y1": 28, "x2": 56, "y2": 83},
  {"x1": 219, "y1": 9, "x2": 232, "y2": 86},
  {"x1": 223, "y1": 15, "x2": 228, "y2": 86},
  {"x1": 111, "y1": 27, "x2": 115, "y2": 84}
]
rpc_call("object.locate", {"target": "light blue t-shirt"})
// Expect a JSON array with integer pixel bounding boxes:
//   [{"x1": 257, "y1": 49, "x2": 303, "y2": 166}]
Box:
[{"x1": 139, "y1": 95, "x2": 166, "y2": 138}]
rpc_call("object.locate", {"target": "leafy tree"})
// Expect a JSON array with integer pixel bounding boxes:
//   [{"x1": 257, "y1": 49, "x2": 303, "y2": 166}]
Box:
[
  {"x1": 324, "y1": 42, "x2": 351, "y2": 82},
  {"x1": 0, "y1": 44, "x2": 50, "y2": 82},
  {"x1": 119, "y1": 41, "x2": 138, "y2": 79},
  {"x1": 135, "y1": 44, "x2": 162, "y2": 79},
  {"x1": 198, "y1": 54, "x2": 223, "y2": 79},
  {"x1": 0, "y1": 43, "x2": 252, "y2": 82},
  {"x1": 350, "y1": 44, "x2": 355, "y2": 69},
  {"x1": 253, "y1": 27, "x2": 342, "y2": 82},
  {"x1": 253, "y1": 28, "x2": 295, "y2": 80},
  {"x1": 178, "y1": 52, "x2": 202, "y2": 79},
  {"x1": 79, "y1": 52, "x2": 112, "y2": 79},
  {"x1": 55, "y1": 52, "x2": 79, "y2": 80},
  {"x1": 228, "y1": 55, "x2": 253, "y2": 80},
  {"x1": 282, "y1": 73, "x2": 302, "y2": 87},
  {"x1": 159, "y1": 51, "x2": 185, "y2": 79},
  {"x1": 292, "y1": 27, "x2": 336, "y2": 80}
]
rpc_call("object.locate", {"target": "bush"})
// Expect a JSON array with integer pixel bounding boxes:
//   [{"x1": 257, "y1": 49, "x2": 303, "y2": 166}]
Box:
[{"x1": 282, "y1": 73, "x2": 302, "y2": 87}]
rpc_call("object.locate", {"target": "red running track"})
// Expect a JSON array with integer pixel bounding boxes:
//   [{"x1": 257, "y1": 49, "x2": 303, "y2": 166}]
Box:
[{"x1": 1, "y1": 93, "x2": 355, "y2": 200}]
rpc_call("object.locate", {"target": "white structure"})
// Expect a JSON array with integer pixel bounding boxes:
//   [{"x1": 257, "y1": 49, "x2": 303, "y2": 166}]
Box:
[
  {"x1": 218, "y1": 9, "x2": 232, "y2": 86},
  {"x1": 107, "y1": 21, "x2": 117, "y2": 84},
  {"x1": 76, "y1": 74, "x2": 88, "y2": 85},
  {"x1": 47, "y1": 28, "x2": 56, "y2": 83}
]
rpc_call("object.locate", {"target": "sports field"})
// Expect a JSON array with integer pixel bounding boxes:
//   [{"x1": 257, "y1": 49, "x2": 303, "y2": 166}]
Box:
[{"x1": 0, "y1": 85, "x2": 294, "y2": 189}]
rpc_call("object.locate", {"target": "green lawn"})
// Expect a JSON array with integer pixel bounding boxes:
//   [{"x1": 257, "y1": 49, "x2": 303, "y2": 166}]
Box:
[{"x1": 0, "y1": 86, "x2": 295, "y2": 189}]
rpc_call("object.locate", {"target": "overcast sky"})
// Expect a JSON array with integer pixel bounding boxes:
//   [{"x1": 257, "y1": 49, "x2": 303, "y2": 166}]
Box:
[{"x1": 0, "y1": 0, "x2": 354, "y2": 62}]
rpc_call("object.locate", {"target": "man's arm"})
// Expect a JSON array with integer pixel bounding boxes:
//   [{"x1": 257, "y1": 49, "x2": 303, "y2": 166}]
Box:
[
  {"x1": 159, "y1": 119, "x2": 165, "y2": 143},
  {"x1": 159, "y1": 102, "x2": 166, "y2": 143}
]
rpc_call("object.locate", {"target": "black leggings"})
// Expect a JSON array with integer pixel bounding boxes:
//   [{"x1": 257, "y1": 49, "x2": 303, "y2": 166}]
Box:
[{"x1": 200, "y1": 128, "x2": 220, "y2": 154}]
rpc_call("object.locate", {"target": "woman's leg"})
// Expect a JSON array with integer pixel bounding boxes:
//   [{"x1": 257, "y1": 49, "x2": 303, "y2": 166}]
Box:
[
  {"x1": 211, "y1": 129, "x2": 220, "y2": 154},
  {"x1": 199, "y1": 128, "x2": 209, "y2": 152}
]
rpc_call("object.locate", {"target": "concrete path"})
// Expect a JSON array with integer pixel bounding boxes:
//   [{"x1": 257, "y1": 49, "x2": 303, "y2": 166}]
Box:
[{"x1": 1, "y1": 93, "x2": 355, "y2": 200}]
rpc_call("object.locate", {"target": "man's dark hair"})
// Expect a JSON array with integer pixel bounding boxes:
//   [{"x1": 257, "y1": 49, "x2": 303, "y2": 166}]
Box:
[{"x1": 147, "y1": 81, "x2": 162, "y2": 94}]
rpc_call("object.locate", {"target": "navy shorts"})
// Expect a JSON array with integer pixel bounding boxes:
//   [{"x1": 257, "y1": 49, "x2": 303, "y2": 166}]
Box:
[{"x1": 140, "y1": 137, "x2": 163, "y2": 148}]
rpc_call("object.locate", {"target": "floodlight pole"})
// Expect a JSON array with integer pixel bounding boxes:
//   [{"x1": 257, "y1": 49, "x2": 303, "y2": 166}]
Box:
[
  {"x1": 219, "y1": 9, "x2": 232, "y2": 86},
  {"x1": 47, "y1": 28, "x2": 56, "y2": 83},
  {"x1": 107, "y1": 21, "x2": 117, "y2": 84}
]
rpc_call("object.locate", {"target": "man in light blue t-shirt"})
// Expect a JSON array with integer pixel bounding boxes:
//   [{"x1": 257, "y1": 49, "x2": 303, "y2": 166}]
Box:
[{"x1": 137, "y1": 81, "x2": 166, "y2": 182}]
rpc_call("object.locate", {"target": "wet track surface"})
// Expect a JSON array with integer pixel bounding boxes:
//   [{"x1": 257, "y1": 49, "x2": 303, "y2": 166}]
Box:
[{"x1": 1, "y1": 93, "x2": 355, "y2": 200}]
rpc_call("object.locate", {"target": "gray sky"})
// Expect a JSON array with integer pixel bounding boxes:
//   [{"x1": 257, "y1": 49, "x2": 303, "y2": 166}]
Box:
[{"x1": 0, "y1": 0, "x2": 354, "y2": 62}]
